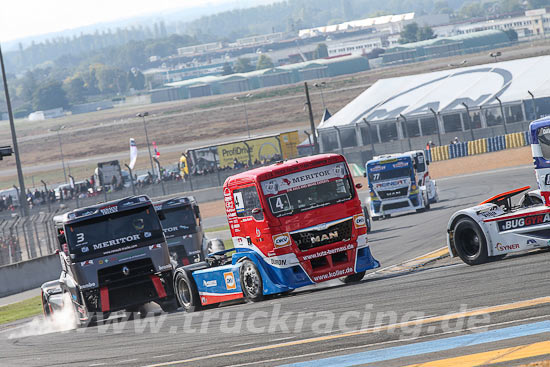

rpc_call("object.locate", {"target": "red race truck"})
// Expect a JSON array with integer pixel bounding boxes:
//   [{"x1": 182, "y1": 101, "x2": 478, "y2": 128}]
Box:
[{"x1": 173, "y1": 154, "x2": 380, "y2": 311}]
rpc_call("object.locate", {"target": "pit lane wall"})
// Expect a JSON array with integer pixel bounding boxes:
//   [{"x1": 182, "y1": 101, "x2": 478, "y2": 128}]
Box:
[
  {"x1": 0, "y1": 253, "x2": 61, "y2": 298},
  {"x1": 426, "y1": 131, "x2": 530, "y2": 162}
]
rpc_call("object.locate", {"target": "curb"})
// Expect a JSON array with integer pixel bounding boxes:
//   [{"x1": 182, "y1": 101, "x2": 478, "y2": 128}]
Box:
[{"x1": 367, "y1": 246, "x2": 450, "y2": 278}]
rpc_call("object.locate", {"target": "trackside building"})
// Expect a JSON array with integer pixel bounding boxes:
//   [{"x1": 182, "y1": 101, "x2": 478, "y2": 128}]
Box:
[{"x1": 315, "y1": 55, "x2": 550, "y2": 163}]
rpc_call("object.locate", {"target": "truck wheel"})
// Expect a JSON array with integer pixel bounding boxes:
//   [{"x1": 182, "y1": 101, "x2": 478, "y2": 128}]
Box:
[
  {"x1": 453, "y1": 218, "x2": 489, "y2": 265},
  {"x1": 240, "y1": 260, "x2": 264, "y2": 302},
  {"x1": 159, "y1": 297, "x2": 179, "y2": 313},
  {"x1": 174, "y1": 270, "x2": 202, "y2": 312},
  {"x1": 339, "y1": 271, "x2": 366, "y2": 283}
]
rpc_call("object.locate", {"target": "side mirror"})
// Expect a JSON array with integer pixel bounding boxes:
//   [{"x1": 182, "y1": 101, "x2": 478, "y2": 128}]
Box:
[
  {"x1": 355, "y1": 183, "x2": 363, "y2": 189},
  {"x1": 251, "y1": 208, "x2": 262, "y2": 214},
  {"x1": 363, "y1": 172, "x2": 366, "y2": 178}
]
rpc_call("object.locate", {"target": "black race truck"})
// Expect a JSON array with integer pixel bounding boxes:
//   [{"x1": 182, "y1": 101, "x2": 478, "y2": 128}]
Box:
[
  {"x1": 41, "y1": 195, "x2": 178, "y2": 326},
  {"x1": 154, "y1": 196, "x2": 220, "y2": 267}
]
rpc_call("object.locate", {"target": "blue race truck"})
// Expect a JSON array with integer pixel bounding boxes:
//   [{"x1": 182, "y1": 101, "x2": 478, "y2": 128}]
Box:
[{"x1": 364, "y1": 150, "x2": 438, "y2": 220}]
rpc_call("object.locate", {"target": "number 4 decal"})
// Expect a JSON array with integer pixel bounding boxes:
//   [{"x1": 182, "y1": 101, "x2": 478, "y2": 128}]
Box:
[{"x1": 233, "y1": 192, "x2": 244, "y2": 212}]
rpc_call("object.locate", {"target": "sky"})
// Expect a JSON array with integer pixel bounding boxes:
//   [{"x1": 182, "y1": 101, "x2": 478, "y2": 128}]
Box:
[{"x1": 0, "y1": 0, "x2": 233, "y2": 43}]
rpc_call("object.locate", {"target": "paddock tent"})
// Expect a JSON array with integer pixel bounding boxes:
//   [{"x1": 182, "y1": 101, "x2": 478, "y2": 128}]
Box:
[{"x1": 318, "y1": 55, "x2": 550, "y2": 151}]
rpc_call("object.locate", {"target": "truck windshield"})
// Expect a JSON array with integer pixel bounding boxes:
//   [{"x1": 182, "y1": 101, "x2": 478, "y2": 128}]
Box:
[
  {"x1": 538, "y1": 127, "x2": 550, "y2": 160},
  {"x1": 66, "y1": 206, "x2": 163, "y2": 260},
  {"x1": 368, "y1": 166, "x2": 410, "y2": 182},
  {"x1": 260, "y1": 162, "x2": 353, "y2": 218},
  {"x1": 159, "y1": 206, "x2": 197, "y2": 239}
]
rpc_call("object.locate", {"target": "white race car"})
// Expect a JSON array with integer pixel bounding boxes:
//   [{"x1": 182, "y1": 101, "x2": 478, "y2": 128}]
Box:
[{"x1": 447, "y1": 119, "x2": 550, "y2": 265}]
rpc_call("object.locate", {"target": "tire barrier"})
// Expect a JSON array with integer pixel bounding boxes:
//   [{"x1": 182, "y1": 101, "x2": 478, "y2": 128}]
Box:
[
  {"x1": 505, "y1": 132, "x2": 525, "y2": 149},
  {"x1": 449, "y1": 142, "x2": 468, "y2": 159},
  {"x1": 487, "y1": 136, "x2": 506, "y2": 152},
  {"x1": 425, "y1": 131, "x2": 530, "y2": 163}
]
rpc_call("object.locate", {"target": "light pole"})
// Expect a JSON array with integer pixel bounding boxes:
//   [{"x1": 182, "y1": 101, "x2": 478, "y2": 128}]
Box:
[
  {"x1": 494, "y1": 96, "x2": 508, "y2": 134},
  {"x1": 528, "y1": 90, "x2": 537, "y2": 120},
  {"x1": 461, "y1": 103, "x2": 475, "y2": 141},
  {"x1": 303, "y1": 130, "x2": 313, "y2": 156},
  {"x1": 234, "y1": 94, "x2": 252, "y2": 138},
  {"x1": 304, "y1": 82, "x2": 319, "y2": 154},
  {"x1": 314, "y1": 82, "x2": 326, "y2": 110},
  {"x1": 50, "y1": 125, "x2": 67, "y2": 183},
  {"x1": 137, "y1": 112, "x2": 156, "y2": 179},
  {"x1": 0, "y1": 43, "x2": 28, "y2": 216},
  {"x1": 429, "y1": 108, "x2": 443, "y2": 146}
]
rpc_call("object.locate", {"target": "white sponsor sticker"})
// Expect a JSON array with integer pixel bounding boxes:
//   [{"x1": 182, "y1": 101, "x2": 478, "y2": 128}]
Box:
[{"x1": 203, "y1": 280, "x2": 217, "y2": 287}]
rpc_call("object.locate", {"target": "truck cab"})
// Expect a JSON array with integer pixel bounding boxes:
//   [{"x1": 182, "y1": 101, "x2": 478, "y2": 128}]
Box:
[
  {"x1": 41, "y1": 195, "x2": 177, "y2": 325},
  {"x1": 154, "y1": 196, "x2": 210, "y2": 266},
  {"x1": 173, "y1": 154, "x2": 380, "y2": 312},
  {"x1": 365, "y1": 150, "x2": 438, "y2": 219}
]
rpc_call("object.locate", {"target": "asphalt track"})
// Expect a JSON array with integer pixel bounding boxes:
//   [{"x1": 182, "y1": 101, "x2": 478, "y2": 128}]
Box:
[{"x1": 1, "y1": 164, "x2": 550, "y2": 367}]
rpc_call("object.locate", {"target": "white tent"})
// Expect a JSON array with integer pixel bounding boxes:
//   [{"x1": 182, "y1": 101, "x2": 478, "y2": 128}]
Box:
[{"x1": 321, "y1": 55, "x2": 550, "y2": 129}]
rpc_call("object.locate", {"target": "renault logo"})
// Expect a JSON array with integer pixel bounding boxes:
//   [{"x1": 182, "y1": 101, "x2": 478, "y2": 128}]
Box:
[{"x1": 122, "y1": 266, "x2": 130, "y2": 276}]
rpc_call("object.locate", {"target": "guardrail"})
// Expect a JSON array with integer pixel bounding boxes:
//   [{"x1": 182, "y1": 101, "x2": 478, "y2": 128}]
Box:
[{"x1": 425, "y1": 131, "x2": 530, "y2": 162}]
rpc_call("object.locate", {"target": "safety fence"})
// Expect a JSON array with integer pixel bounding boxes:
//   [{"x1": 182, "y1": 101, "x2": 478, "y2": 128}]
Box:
[
  {"x1": 0, "y1": 211, "x2": 59, "y2": 266},
  {"x1": 426, "y1": 131, "x2": 530, "y2": 162}
]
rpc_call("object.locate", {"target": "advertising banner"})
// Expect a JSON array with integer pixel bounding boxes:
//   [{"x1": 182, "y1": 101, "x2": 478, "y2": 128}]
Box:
[{"x1": 217, "y1": 137, "x2": 281, "y2": 168}]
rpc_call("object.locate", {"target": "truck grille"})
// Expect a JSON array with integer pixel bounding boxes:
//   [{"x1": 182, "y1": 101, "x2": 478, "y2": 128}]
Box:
[
  {"x1": 378, "y1": 187, "x2": 408, "y2": 199},
  {"x1": 98, "y1": 258, "x2": 155, "y2": 287},
  {"x1": 382, "y1": 201, "x2": 409, "y2": 210},
  {"x1": 291, "y1": 219, "x2": 352, "y2": 251}
]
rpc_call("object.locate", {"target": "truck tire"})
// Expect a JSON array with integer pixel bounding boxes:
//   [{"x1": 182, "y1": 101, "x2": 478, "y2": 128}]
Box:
[
  {"x1": 339, "y1": 271, "x2": 366, "y2": 283},
  {"x1": 174, "y1": 269, "x2": 202, "y2": 312},
  {"x1": 240, "y1": 259, "x2": 264, "y2": 302},
  {"x1": 453, "y1": 217, "x2": 489, "y2": 265}
]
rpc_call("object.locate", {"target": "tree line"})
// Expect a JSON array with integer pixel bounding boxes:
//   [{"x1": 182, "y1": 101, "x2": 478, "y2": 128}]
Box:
[{"x1": 1, "y1": 0, "x2": 549, "y2": 115}]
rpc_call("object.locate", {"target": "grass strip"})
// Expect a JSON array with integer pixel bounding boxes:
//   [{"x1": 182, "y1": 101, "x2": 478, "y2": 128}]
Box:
[
  {"x1": 204, "y1": 225, "x2": 230, "y2": 233},
  {"x1": 0, "y1": 295, "x2": 43, "y2": 325}
]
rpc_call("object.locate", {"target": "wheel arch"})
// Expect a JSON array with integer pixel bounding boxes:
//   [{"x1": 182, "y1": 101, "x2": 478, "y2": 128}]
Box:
[
  {"x1": 232, "y1": 251, "x2": 292, "y2": 295},
  {"x1": 447, "y1": 212, "x2": 491, "y2": 258}
]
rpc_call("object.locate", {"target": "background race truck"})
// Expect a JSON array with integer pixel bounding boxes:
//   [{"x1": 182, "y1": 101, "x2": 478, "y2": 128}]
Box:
[
  {"x1": 154, "y1": 196, "x2": 219, "y2": 266},
  {"x1": 364, "y1": 150, "x2": 438, "y2": 219},
  {"x1": 41, "y1": 196, "x2": 177, "y2": 325},
  {"x1": 173, "y1": 154, "x2": 380, "y2": 312},
  {"x1": 447, "y1": 118, "x2": 550, "y2": 265},
  {"x1": 94, "y1": 160, "x2": 124, "y2": 191}
]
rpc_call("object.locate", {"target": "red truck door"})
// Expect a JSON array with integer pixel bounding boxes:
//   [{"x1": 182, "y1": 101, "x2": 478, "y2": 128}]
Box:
[{"x1": 228, "y1": 185, "x2": 270, "y2": 253}]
